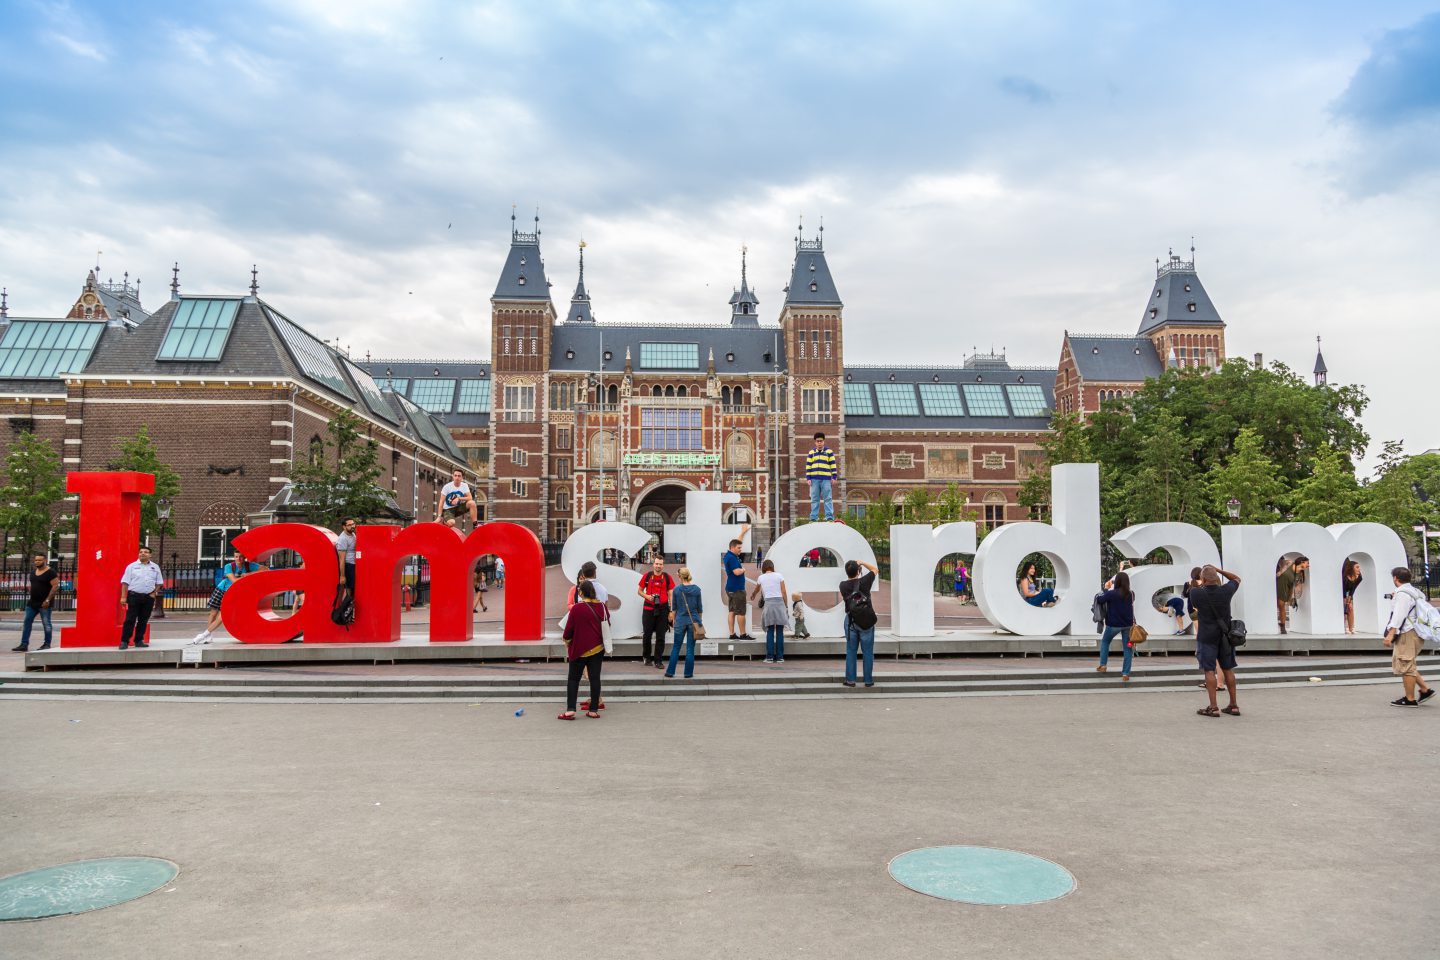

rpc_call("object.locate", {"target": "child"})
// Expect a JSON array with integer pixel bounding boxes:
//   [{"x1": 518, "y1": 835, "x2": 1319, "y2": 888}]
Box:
[{"x1": 790, "y1": 592, "x2": 811, "y2": 639}]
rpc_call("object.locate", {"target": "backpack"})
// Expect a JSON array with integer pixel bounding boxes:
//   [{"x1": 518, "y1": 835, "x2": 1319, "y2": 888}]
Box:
[
  {"x1": 330, "y1": 589, "x2": 355, "y2": 628},
  {"x1": 843, "y1": 585, "x2": 878, "y2": 630},
  {"x1": 1399, "y1": 585, "x2": 1440, "y2": 645}
]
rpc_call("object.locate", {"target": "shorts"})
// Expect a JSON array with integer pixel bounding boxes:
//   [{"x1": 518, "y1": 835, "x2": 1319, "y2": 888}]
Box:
[
  {"x1": 444, "y1": 503, "x2": 470, "y2": 519},
  {"x1": 727, "y1": 590, "x2": 747, "y2": 615},
  {"x1": 1392, "y1": 629, "x2": 1422, "y2": 678},
  {"x1": 1197, "y1": 641, "x2": 1237, "y2": 673},
  {"x1": 207, "y1": 586, "x2": 226, "y2": 610},
  {"x1": 1166, "y1": 597, "x2": 1185, "y2": 616}
]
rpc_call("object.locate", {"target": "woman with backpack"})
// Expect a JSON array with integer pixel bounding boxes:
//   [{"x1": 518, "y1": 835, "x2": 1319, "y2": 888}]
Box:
[
  {"x1": 1094, "y1": 570, "x2": 1137, "y2": 680},
  {"x1": 559, "y1": 579, "x2": 608, "y2": 720},
  {"x1": 840, "y1": 559, "x2": 880, "y2": 688}
]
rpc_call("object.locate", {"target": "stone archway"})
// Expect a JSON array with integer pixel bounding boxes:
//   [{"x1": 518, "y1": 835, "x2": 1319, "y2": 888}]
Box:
[{"x1": 632, "y1": 482, "x2": 694, "y2": 554}]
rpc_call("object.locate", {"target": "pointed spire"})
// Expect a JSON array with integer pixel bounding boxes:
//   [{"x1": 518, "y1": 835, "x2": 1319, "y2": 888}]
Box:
[
  {"x1": 707, "y1": 347, "x2": 716, "y2": 376},
  {"x1": 624, "y1": 346, "x2": 632, "y2": 375},
  {"x1": 511, "y1": 203, "x2": 517, "y2": 239},
  {"x1": 0, "y1": 287, "x2": 8, "y2": 320},
  {"x1": 1313, "y1": 335, "x2": 1328, "y2": 385},
  {"x1": 566, "y1": 239, "x2": 595, "y2": 322},
  {"x1": 249, "y1": 264, "x2": 259, "y2": 297},
  {"x1": 170, "y1": 262, "x2": 180, "y2": 301},
  {"x1": 729, "y1": 244, "x2": 760, "y2": 325}
]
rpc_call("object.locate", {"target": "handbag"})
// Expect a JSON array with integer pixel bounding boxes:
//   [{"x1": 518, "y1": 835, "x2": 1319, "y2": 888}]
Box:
[
  {"x1": 598, "y1": 605, "x2": 613, "y2": 655},
  {"x1": 679, "y1": 589, "x2": 706, "y2": 641},
  {"x1": 1128, "y1": 622, "x2": 1149, "y2": 645}
]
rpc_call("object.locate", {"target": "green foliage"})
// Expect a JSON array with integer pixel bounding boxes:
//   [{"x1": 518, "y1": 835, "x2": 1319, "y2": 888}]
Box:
[
  {"x1": 1290, "y1": 445, "x2": 1365, "y2": 528},
  {"x1": 291, "y1": 409, "x2": 388, "y2": 530},
  {"x1": 110, "y1": 425, "x2": 182, "y2": 542},
  {"x1": 0, "y1": 431, "x2": 71, "y2": 556},
  {"x1": 1203, "y1": 427, "x2": 1288, "y2": 524},
  {"x1": 1361, "y1": 443, "x2": 1440, "y2": 553}
]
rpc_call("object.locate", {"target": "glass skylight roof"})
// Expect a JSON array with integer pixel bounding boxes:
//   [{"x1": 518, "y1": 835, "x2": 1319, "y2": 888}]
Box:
[
  {"x1": 842, "y1": 381, "x2": 874, "y2": 416},
  {"x1": 918, "y1": 382, "x2": 966, "y2": 416},
  {"x1": 639, "y1": 342, "x2": 699, "y2": 369},
  {"x1": 397, "y1": 395, "x2": 446, "y2": 449},
  {"x1": 377, "y1": 377, "x2": 409, "y2": 393},
  {"x1": 962, "y1": 384, "x2": 1009, "y2": 417},
  {"x1": 409, "y1": 378, "x2": 457, "y2": 412},
  {"x1": 456, "y1": 378, "x2": 492, "y2": 413},
  {"x1": 156, "y1": 298, "x2": 240, "y2": 361},
  {"x1": 874, "y1": 382, "x2": 919, "y2": 416},
  {"x1": 0, "y1": 320, "x2": 103, "y2": 378},
  {"x1": 343, "y1": 358, "x2": 401, "y2": 425},
  {"x1": 267, "y1": 307, "x2": 357, "y2": 402},
  {"x1": 1005, "y1": 384, "x2": 1050, "y2": 417}
]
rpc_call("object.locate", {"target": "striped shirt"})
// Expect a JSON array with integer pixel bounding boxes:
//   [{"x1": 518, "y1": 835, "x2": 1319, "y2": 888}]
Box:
[{"x1": 805, "y1": 445, "x2": 838, "y2": 479}]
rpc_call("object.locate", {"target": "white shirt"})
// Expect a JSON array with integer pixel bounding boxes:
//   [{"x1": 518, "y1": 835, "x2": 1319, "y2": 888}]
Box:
[
  {"x1": 440, "y1": 481, "x2": 472, "y2": 509},
  {"x1": 1387, "y1": 585, "x2": 1423, "y2": 633},
  {"x1": 121, "y1": 560, "x2": 165, "y2": 594},
  {"x1": 570, "y1": 580, "x2": 608, "y2": 603},
  {"x1": 756, "y1": 571, "x2": 786, "y2": 599}
]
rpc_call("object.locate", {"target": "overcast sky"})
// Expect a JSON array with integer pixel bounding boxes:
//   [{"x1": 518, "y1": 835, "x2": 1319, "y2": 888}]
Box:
[{"x1": 2, "y1": 1, "x2": 1436, "y2": 470}]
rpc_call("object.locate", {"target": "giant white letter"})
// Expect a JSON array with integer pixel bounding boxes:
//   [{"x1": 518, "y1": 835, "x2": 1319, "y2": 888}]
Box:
[
  {"x1": 889, "y1": 523, "x2": 978, "y2": 637},
  {"x1": 767, "y1": 522, "x2": 878, "y2": 637},
  {"x1": 664, "y1": 491, "x2": 750, "y2": 640},
  {"x1": 560, "y1": 520, "x2": 651, "y2": 639},
  {"x1": 1328, "y1": 523, "x2": 1408, "y2": 635},
  {"x1": 1220, "y1": 522, "x2": 1346, "y2": 635},
  {"x1": 972, "y1": 463, "x2": 1101, "y2": 635},
  {"x1": 1110, "y1": 523, "x2": 1221, "y2": 637}
]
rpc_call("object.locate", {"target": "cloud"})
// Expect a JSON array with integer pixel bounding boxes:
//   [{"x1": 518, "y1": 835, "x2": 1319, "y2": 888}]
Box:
[
  {"x1": 1331, "y1": 11, "x2": 1440, "y2": 193},
  {"x1": 997, "y1": 75, "x2": 1054, "y2": 104},
  {"x1": 47, "y1": 31, "x2": 106, "y2": 61}
]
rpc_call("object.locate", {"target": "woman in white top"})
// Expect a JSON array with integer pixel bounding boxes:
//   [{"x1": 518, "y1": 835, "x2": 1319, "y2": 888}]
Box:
[{"x1": 749, "y1": 559, "x2": 790, "y2": 663}]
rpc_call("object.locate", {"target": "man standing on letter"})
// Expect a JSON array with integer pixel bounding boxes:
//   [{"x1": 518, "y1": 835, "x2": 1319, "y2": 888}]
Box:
[
  {"x1": 806, "y1": 431, "x2": 838, "y2": 522},
  {"x1": 119, "y1": 546, "x2": 163, "y2": 650}
]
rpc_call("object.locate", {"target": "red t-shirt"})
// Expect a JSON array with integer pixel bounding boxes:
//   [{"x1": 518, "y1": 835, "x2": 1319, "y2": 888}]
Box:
[{"x1": 640, "y1": 572, "x2": 675, "y2": 610}]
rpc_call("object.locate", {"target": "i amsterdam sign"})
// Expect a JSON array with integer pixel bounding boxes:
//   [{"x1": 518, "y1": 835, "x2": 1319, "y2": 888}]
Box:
[{"x1": 62, "y1": 466, "x2": 1407, "y2": 648}]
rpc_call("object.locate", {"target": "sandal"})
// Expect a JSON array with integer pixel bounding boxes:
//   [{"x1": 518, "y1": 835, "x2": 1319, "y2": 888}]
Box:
[
  {"x1": 1196, "y1": 706, "x2": 1220, "y2": 718},
  {"x1": 585, "y1": 710, "x2": 601, "y2": 718},
  {"x1": 557, "y1": 712, "x2": 576, "y2": 721},
  {"x1": 1221, "y1": 705, "x2": 1241, "y2": 716},
  {"x1": 580, "y1": 700, "x2": 606, "y2": 711}
]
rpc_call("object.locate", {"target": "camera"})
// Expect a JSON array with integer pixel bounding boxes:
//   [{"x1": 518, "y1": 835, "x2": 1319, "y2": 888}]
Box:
[{"x1": 1384, "y1": 592, "x2": 1395, "y2": 599}]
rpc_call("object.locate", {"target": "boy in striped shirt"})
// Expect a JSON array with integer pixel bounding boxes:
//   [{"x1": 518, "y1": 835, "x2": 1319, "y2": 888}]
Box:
[{"x1": 805, "y1": 432, "x2": 838, "y2": 522}]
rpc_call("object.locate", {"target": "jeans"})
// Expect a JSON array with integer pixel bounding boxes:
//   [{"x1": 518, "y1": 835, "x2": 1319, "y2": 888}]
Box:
[
  {"x1": 1098, "y1": 625, "x2": 1133, "y2": 675},
  {"x1": 19, "y1": 605, "x2": 53, "y2": 649},
  {"x1": 1024, "y1": 588, "x2": 1056, "y2": 607},
  {"x1": 120, "y1": 592, "x2": 154, "y2": 647},
  {"x1": 845, "y1": 617, "x2": 875, "y2": 684},
  {"x1": 667, "y1": 623, "x2": 696, "y2": 678},
  {"x1": 809, "y1": 476, "x2": 834, "y2": 521},
  {"x1": 642, "y1": 606, "x2": 670, "y2": 663},
  {"x1": 766, "y1": 625, "x2": 785, "y2": 660},
  {"x1": 566, "y1": 652, "x2": 603, "y2": 712}
]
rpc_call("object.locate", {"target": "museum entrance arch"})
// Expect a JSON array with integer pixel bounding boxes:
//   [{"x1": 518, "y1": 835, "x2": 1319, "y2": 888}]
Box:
[{"x1": 633, "y1": 482, "x2": 693, "y2": 556}]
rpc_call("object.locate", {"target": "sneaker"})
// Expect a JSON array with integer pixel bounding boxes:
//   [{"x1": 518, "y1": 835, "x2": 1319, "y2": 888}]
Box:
[
  {"x1": 763, "y1": 657, "x2": 774, "y2": 663},
  {"x1": 739, "y1": 634, "x2": 755, "y2": 641},
  {"x1": 135, "y1": 643, "x2": 149, "y2": 648},
  {"x1": 1419, "y1": 688, "x2": 1436, "y2": 703},
  {"x1": 119, "y1": 644, "x2": 128, "y2": 650},
  {"x1": 11, "y1": 645, "x2": 27, "y2": 652},
  {"x1": 38, "y1": 643, "x2": 50, "y2": 650},
  {"x1": 729, "y1": 634, "x2": 740, "y2": 640},
  {"x1": 1391, "y1": 697, "x2": 1419, "y2": 707},
  {"x1": 777, "y1": 657, "x2": 785, "y2": 663}
]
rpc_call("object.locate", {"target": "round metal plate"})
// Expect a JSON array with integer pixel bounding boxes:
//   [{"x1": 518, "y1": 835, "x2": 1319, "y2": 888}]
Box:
[{"x1": 0, "y1": 857, "x2": 178, "y2": 921}]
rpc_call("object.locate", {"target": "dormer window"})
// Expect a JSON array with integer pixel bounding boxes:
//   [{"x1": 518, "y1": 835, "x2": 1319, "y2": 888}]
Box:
[
  {"x1": 603, "y1": 350, "x2": 612, "y2": 362},
  {"x1": 1187, "y1": 302, "x2": 1197, "y2": 312},
  {"x1": 1092, "y1": 347, "x2": 1100, "y2": 354},
  {"x1": 517, "y1": 274, "x2": 527, "y2": 286},
  {"x1": 809, "y1": 261, "x2": 816, "y2": 272},
  {"x1": 809, "y1": 281, "x2": 818, "y2": 292},
  {"x1": 726, "y1": 352, "x2": 735, "y2": 362},
  {"x1": 565, "y1": 349, "x2": 575, "y2": 360},
  {"x1": 1149, "y1": 308, "x2": 1158, "y2": 318},
  {"x1": 520, "y1": 257, "x2": 527, "y2": 265},
  {"x1": 1184, "y1": 283, "x2": 1191, "y2": 292},
  {"x1": 1154, "y1": 289, "x2": 1161, "y2": 298}
]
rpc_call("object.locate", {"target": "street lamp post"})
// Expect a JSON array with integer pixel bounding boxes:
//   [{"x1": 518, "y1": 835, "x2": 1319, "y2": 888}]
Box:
[
  {"x1": 1414, "y1": 522, "x2": 1432, "y2": 598},
  {"x1": 153, "y1": 497, "x2": 173, "y2": 618},
  {"x1": 1226, "y1": 498, "x2": 1241, "y2": 520}
]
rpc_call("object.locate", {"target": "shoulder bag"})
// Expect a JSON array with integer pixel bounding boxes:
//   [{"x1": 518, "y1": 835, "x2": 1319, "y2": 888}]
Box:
[
  {"x1": 1198, "y1": 588, "x2": 1246, "y2": 648},
  {"x1": 679, "y1": 589, "x2": 706, "y2": 641},
  {"x1": 596, "y1": 603, "x2": 613, "y2": 655}
]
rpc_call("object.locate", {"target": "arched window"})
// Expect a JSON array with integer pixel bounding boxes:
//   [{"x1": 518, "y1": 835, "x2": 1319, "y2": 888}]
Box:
[
  {"x1": 589, "y1": 430, "x2": 617, "y2": 468},
  {"x1": 983, "y1": 491, "x2": 1008, "y2": 529},
  {"x1": 607, "y1": 384, "x2": 618, "y2": 405},
  {"x1": 735, "y1": 387, "x2": 744, "y2": 406},
  {"x1": 556, "y1": 490, "x2": 570, "y2": 512},
  {"x1": 652, "y1": 385, "x2": 662, "y2": 397},
  {"x1": 677, "y1": 385, "x2": 687, "y2": 398},
  {"x1": 665, "y1": 385, "x2": 675, "y2": 398},
  {"x1": 725, "y1": 432, "x2": 754, "y2": 470},
  {"x1": 722, "y1": 386, "x2": 732, "y2": 406}
]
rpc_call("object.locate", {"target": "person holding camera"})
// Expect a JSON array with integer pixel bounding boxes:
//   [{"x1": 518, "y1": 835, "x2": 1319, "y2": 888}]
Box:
[
  {"x1": 1191, "y1": 565, "x2": 1242, "y2": 717},
  {"x1": 637, "y1": 555, "x2": 675, "y2": 667},
  {"x1": 1383, "y1": 567, "x2": 1435, "y2": 707}
]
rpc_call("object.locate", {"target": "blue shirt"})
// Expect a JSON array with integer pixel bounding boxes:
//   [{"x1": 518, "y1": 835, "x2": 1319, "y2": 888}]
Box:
[
  {"x1": 216, "y1": 561, "x2": 260, "y2": 595},
  {"x1": 672, "y1": 583, "x2": 703, "y2": 626},
  {"x1": 1097, "y1": 587, "x2": 1136, "y2": 628},
  {"x1": 723, "y1": 551, "x2": 746, "y2": 592}
]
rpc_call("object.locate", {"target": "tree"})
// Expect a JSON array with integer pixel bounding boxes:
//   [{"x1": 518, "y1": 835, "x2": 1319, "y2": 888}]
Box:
[
  {"x1": 1116, "y1": 408, "x2": 1202, "y2": 527},
  {"x1": 1203, "y1": 427, "x2": 1289, "y2": 524},
  {"x1": 1018, "y1": 411, "x2": 1090, "y2": 516},
  {"x1": 934, "y1": 483, "x2": 977, "y2": 524},
  {"x1": 1290, "y1": 445, "x2": 1365, "y2": 528},
  {"x1": 1362, "y1": 443, "x2": 1440, "y2": 554},
  {"x1": 0, "y1": 431, "x2": 71, "y2": 558},
  {"x1": 291, "y1": 409, "x2": 388, "y2": 530},
  {"x1": 110, "y1": 425, "x2": 182, "y2": 543}
]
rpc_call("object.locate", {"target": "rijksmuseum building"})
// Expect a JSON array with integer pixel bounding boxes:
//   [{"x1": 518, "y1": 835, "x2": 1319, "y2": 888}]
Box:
[{"x1": 0, "y1": 219, "x2": 1234, "y2": 563}]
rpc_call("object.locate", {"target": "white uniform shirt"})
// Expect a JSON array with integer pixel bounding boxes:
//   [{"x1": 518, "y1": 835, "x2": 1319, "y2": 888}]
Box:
[{"x1": 120, "y1": 560, "x2": 165, "y2": 595}]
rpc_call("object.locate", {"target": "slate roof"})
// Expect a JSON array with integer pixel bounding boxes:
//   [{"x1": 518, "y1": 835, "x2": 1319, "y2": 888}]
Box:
[
  {"x1": 1137, "y1": 257, "x2": 1223, "y2": 334},
  {"x1": 0, "y1": 376, "x2": 68, "y2": 395},
  {"x1": 549, "y1": 323, "x2": 786, "y2": 373},
  {"x1": 784, "y1": 238, "x2": 842, "y2": 306},
  {"x1": 95, "y1": 283, "x2": 151, "y2": 323},
  {"x1": 75, "y1": 296, "x2": 463, "y2": 463},
  {"x1": 1314, "y1": 344, "x2": 1328, "y2": 376},
  {"x1": 1066, "y1": 335, "x2": 1165, "y2": 382},
  {"x1": 492, "y1": 233, "x2": 552, "y2": 302},
  {"x1": 842, "y1": 363, "x2": 1056, "y2": 432},
  {"x1": 359, "y1": 359, "x2": 493, "y2": 428}
]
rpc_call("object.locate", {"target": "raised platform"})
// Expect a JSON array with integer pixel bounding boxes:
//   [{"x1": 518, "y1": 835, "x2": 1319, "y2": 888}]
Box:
[{"x1": 22, "y1": 629, "x2": 1389, "y2": 671}]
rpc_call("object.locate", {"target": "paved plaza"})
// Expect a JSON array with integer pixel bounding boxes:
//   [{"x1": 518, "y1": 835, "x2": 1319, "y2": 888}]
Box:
[{"x1": 2, "y1": 682, "x2": 1435, "y2": 959}]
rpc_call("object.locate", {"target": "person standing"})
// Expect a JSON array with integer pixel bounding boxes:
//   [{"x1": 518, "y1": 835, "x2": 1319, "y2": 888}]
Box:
[
  {"x1": 666, "y1": 567, "x2": 703, "y2": 679},
  {"x1": 840, "y1": 559, "x2": 880, "y2": 687},
  {"x1": 1383, "y1": 567, "x2": 1435, "y2": 707},
  {"x1": 118, "y1": 546, "x2": 164, "y2": 650},
  {"x1": 790, "y1": 591, "x2": 811, "y2": 639},
  {"x1": 805, "y1": 431, "x2": 838, "y2": 522},
  {"x1": 1095, "y1": 570, "x2": 1137, "y2": 680},
  {"x1": 723, "y1": 523, "x2": 753, "y2": 640},
  {"x1": 954, "y1": 562, "x2": 970, "y2": 602},
  {"x1": 335, "y1": 518, "x2": 357, "y2": 595},
  {"x1": 1342, "y1": 559, "x2": 1363, "y2": 635},
  {"x1": 637, "y1": 555, "x2": 675, "y2": 667},
  {"x1": 559, "y1": 580, "x2": 607, "y2": 720},
  {"x1": 437, "y1": 468, "x2": 478, "y2": 531},
  {"x1": 190, "y1": 551, "x2": 263, "y2": 645},
  {"x1": 750, "y1": 559, "x2": 790, "y2": 663},
  {"x1": 12, "y1": 554, "x2": 59, "y2": 652},
  {"x1": 472, "y1": 566, "x2": 489, "y2": 614},
  {"x1": 1191, "y1": 565, "x2": 1242, "y2": 717},
  {"x1": 1276, "y1": 557, "x2": 1296, "y2": 634}
]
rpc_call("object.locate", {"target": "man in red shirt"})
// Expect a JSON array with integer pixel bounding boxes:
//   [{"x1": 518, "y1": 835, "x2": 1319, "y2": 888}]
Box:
[{"x1": 637, "y1": 555, "x2": 676, "y2": 668}]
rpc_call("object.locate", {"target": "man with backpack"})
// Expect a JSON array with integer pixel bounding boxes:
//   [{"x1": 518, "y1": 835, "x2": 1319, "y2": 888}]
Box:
[
  {"x1": 637, "y1": 555, "x2": 675, "y2": 668},
  {"x1": 839, "y1": 558, "x2": 880, "y2": 688},
  {"x1": 1383, "y1": 567, "x2": 1436, "y2": 707}
]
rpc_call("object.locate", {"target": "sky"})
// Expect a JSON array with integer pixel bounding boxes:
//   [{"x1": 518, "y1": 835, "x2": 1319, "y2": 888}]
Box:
[{"x1": 1, "y1": 1, "x2": 1437, "y2": 471}]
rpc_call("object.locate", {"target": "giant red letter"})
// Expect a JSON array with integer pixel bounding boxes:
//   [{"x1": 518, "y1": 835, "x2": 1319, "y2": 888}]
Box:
[
  {"x1": 354, "y1": 522, "x2": 545, "y2": 642},
  {"x1": 222, "y1": 524, "x2": 354, "y2": 644},
  {"x1": 62, "y1": 471, "x2": 154, "y2": 648}
]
